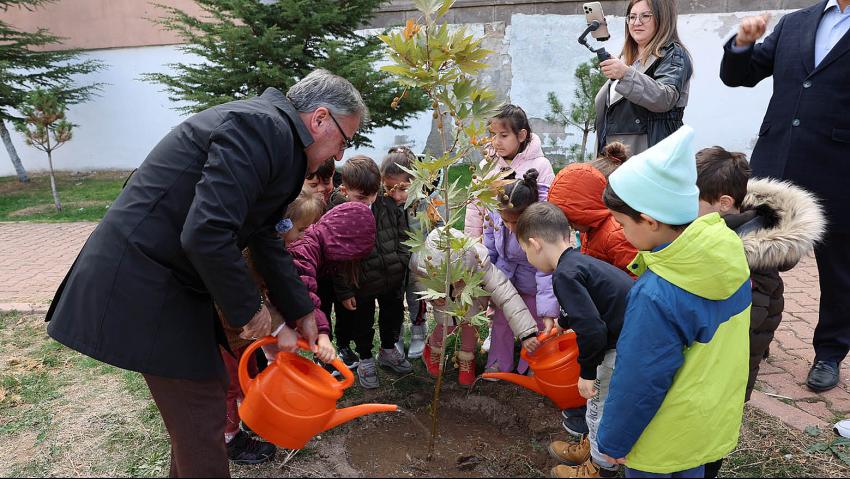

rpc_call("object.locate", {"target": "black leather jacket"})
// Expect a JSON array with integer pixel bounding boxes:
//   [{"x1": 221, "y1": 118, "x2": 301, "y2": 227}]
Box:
[{"x1": 595, "y1": 42, "x2": 693, "y2": 154}]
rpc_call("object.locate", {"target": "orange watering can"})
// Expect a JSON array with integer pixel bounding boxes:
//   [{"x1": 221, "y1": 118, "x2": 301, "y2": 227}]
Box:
[
  {"x1": 481, "y1": 330, "x2": 586, "y2": 410},
  {"x1": 238, "y1": 336, "x2": 398, "y2": 449}
]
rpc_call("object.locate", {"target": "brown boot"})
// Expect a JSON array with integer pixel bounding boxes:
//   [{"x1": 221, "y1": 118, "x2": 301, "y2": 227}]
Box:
[
  {"x1": 551, "y1": 459, "x2": 600, "y2": 478},
  {"x1": 548, "y1": 435, "x2": 590, "y2": 465}
]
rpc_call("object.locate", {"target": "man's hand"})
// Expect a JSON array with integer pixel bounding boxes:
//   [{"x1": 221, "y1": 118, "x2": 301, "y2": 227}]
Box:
[
  {"x1": 295, "y1": 311, "x2": 319, "y2": 354},
  {"x1": 239, "y1": 303, "x2": 272, "y2": 340},
  {"x1": 274, "y1": 323, "x2": 299, "y2": 353},
  {"x1": 736, "y1": 14, "x2": 770, "y2": 47},
  {"x1": 342, "y1": 297, "x2": 357, "y2": 311},
  {"x1": 600, "y1": 58, "x2": 629, "y2": 80},
  {"x1": 578, "y1": 377, "x2": 598, "y2": 399}
]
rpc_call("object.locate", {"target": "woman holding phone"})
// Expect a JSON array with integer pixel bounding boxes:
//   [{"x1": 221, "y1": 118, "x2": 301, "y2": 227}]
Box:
[{"x1": 593, "y1": 0, "x2": 692, "y2": 156}]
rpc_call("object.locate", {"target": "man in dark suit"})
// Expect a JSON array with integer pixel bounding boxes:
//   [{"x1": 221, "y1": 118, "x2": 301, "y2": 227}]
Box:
[
  {"x1": 45, "y1": 69, "x2": 366, "y2": 476},
  {"x1": 720, "y1": 1, "x2": 850, "y2": 393}
]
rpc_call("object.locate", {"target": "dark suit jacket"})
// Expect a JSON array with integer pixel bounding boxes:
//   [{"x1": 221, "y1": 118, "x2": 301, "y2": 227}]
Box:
[
  {"x1": 46, "y1": 88, "x2": 315, "y2": 380},
  {"x1": 720, "y1": 1, "x2": 850, "y2": 231}
]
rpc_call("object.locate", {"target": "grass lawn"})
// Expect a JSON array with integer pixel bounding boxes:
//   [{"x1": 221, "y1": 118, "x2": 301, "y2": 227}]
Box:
[
  {"x1": 0, "y1": 171, "x2": 130, "y2": 222},
  {"x1": 0, "y1": 166, "x2": 477, "y2": 224}
]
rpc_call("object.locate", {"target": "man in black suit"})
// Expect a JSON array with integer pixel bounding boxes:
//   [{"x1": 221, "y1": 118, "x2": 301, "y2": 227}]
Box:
[
  {"x1": 45, "y1": 69, "x2": 366, "y2": 476},
  {"x1": 720, "y1": 1, "x2": 850, "y2": 392}
]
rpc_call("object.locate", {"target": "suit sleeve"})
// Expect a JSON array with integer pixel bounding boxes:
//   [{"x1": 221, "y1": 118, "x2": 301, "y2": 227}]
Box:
[
  {"x1": 720, "y1": 15, "x2": 785, "y2": 88},
  {"x1": 181, "y1": 115, "x2": 309, "y2": 328},
  {"x1": 596, "y1": 291, "x2": 687, "y2": 459},
  {"x1": 553, "y1": 270, "x2": 609, "y2": 380}
]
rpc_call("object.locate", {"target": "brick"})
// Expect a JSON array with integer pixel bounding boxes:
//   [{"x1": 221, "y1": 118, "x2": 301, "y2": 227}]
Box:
[
  {"x1": 785, "y1": 348, "x2": 816, "y2": 363},
  {"x1": 759, "y1": 373, "x2": 819, "y2": 401},
  {"x1": 771, "y1": 359, "x2": 814, "y2": 381},
  {"x1": 749, "y1": 391, "x2": 828, "y2": 432},
  {"x1": 773, "y1": 329, "x2": 811, "y2": 351},
  {"x1": 796, "y1": 400, "x2": 833, "y2": 422},
  {"x1": 820, "y1": 385, "x2": 850, "y2": 414}
]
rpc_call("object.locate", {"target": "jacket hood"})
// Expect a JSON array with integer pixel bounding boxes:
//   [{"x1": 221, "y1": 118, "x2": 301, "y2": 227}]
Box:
[
  {"x1": 314, "y1": 202, "x2": 376, "y2": 262},
  {"x1": 549, "y1": 163, "x2": 609, "y2": 228},
  {"x1": 629, "y1": 213, "x2": 749, "y2": 300},
  {"x1": 728, "y1": 178, "x2": 825, "y2": 272},
  {"x1": 491, "y1": 133, "x2": 546, "y2": 167}
]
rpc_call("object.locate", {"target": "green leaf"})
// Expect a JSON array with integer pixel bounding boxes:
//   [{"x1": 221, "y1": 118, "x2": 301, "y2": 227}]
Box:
[{"x1": 805, "y1": 426, "x2": 821, "y2": 437}]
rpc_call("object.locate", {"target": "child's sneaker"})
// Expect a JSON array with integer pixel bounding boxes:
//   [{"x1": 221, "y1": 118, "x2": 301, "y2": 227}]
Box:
[
  {"x1": 562, "y1": 415, "x2": 589, "y2": 437},
  {"x1": 456, "y1": 351, "x2": 476, "y2": 386},
  {"x1": 548, "y1": 435, "x2": 590, "y2": 465},
  {"x1": 423, "y1": 343, "x2": 442, "y2": 377},
  {"x1": 378, "y1": 348, "x2": 413, "y2": 374},
  {"x1": 314, "y1": 358, "x2": 341, "y2": 378},
  {"x1": 560, "y1": 406, "x2": 587, "y2": 420},
  {"x1": 338, "y1": 346, "x2": 360, "y2": 370},
  {"x1": 551, "y1": 460, "x2": 602, "y2": 478},
  {"x1": 226, "y1": 430, "x2": 277, "y2": 465},
  {"x1": 357, "y1": 358, "x2": 379, "y2": 389},
  {"x1": 408, "y1": 324, "x2": 427, "y2": 359},
  {"x1": 481, "y1": 327, "x2": 492, "y2": 353},
  {"x1": 395, "y1": 324, "x2": 406, "y2": 357}
]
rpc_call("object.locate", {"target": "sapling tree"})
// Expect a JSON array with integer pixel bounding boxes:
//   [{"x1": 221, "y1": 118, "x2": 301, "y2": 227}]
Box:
[{"x1": 379, "y1": 0, "x2": 509, "y2": 458}]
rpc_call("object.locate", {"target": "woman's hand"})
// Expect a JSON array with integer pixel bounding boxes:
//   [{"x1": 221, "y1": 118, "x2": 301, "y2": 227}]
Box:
[
  {"x1": 315, "y1": 334, "x2": 336, "y2": 363},
  {"x1": 600, "y1": 58, "x2": 629, "y2": 80},
  {"x1": 578, "y1": 377, "x2": 598, "y2": 399}
]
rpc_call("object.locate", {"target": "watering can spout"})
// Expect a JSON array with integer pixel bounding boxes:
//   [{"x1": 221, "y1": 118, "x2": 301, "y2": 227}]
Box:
[
  {"x1": 324, "y1": 404, "x2": 398, "y2": 431},
  {"x1": 480, "y1": 372, "x2": 545, "y2": 395}
]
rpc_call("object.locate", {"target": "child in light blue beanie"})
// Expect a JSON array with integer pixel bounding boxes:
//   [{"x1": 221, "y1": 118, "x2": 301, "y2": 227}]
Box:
[{"x1": 594, "y1": 126, "x2": 752, "y2": 477}]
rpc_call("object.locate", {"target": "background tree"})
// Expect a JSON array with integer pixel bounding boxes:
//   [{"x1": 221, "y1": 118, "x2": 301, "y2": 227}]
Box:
[
  {"x1": 380, "y1": 0, "x2": 506, "y2": 457},
  {"x1": 15, "y1": 89, "x2": 74, "y2": 211},
  {"x1": 545, "y1": 58, "x2": 606, "y2": 164},
  {"x1": 0, "y1": 0, "x2": 102, "y2": 182},
  {"x1": 144, "y1": 0, "x2": 429, "y2": 146}
]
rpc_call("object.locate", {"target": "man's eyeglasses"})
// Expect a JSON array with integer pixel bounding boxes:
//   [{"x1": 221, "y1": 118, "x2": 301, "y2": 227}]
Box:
[
  {"x1": 627, "y1": 12, "x2": 654, "y2": 25},
  {"x1": 327, "y1": 110, "x2": 355, "y2": 149}
]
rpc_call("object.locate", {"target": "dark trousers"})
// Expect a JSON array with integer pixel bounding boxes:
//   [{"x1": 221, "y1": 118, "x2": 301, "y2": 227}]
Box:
[
  {"x1": 625, "y1": 465, "x2": 704, "y2": 478},
  {"x1": 143, "y1": 373, "x2": 230, "y2": 478},
  {"x1": 813, "y1": 232, "x2": 850, "y2": 364},
  {"x1": 317, "y1": 277, "x2": 335, "y2": 340},
  {"x1": 336, "y1": 290, "x2": 405, "y2": 359}
]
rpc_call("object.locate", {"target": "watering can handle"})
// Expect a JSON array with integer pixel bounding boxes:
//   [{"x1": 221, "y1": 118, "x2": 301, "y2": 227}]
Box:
[
  {"x1": 520, "y1": 327, "x2": 561, "y2": 361},
  {"x1": 238, "y1": 336, "x2": 277, "y2": 396},
  {"x1": 292, "y1": 339, "x2": 355, "y2": 390}
]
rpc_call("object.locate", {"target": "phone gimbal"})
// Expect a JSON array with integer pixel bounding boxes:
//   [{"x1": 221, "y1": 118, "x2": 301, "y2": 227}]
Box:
[{"x1": 578, "y1": 20, "x2": 612, "y2": 61}]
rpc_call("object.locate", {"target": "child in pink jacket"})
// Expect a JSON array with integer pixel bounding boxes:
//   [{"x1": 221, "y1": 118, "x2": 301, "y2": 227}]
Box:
[{"x1": 464, "y1": 105, "x2": 556, "y2": 238}]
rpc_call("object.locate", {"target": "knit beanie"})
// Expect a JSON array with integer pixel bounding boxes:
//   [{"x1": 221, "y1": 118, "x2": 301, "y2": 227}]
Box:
[{"x1": 608, "y1": 125, "x2": 698, "y2": 225}]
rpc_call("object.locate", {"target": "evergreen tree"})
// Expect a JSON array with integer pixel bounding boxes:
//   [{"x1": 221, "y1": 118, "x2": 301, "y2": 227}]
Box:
[
  {"x1": 144, "y1": 0, "x2": 428, "y2": 146},
  {"x1": 0, "y1": 0, "x2": 102, "y2": 182},
  {"x1": 545, "y1": 58, "x2": 607, "y2": 163}
]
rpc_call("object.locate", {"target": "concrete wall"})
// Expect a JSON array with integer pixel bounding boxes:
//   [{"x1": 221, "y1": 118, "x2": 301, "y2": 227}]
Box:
[{"x1": 1, "y1": 8, "x2": 790, "y2": 176}]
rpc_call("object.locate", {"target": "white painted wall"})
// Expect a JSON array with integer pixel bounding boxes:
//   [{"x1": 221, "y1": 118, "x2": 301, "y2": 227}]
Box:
[
  {"x1": 1, "y1": 45, "x2": 195, "y2": 177},
  {"x1": 1, "y1": 10, "x2": 786, "y2": 176}
]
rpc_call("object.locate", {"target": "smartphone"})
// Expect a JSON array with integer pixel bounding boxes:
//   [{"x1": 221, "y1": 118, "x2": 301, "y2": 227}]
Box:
[{"x1": 583, "y1": 2, "x2": 610, "y2": 41}]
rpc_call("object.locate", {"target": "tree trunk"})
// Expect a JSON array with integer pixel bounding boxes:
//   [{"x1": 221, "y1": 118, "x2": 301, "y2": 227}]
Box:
[
  {"x1": 46, "y1": 150, "x2": 62, "y2": 211},
  {"x1": 580, "y1": 128, "x2": 590, "y2": 163},
  {"x1": 0, "y1": 119, "x2": 29, "y2": 182}
]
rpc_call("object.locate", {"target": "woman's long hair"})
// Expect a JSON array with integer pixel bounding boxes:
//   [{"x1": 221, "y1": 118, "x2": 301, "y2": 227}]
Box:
[{"x1": 621, "y1": 0, "x2": 690, "y2": 66}]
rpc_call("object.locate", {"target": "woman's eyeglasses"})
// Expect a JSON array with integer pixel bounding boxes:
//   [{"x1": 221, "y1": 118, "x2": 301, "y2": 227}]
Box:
[{"x1": 627, "y1": 12, "x2": 654, "y2": 25}]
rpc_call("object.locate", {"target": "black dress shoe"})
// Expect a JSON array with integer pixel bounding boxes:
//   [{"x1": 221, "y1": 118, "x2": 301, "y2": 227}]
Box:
[{"x1": 807, "y1": 361, "x2": 840, "y2": 392}]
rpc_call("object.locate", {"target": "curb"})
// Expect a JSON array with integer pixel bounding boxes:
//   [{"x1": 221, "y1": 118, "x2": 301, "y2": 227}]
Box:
[
  {"x1": 0, "y1": 303, "x2": 50, "y2": 314},
  {"x1": 749, "y1": 390, "x2": 829, "y2": 432}
]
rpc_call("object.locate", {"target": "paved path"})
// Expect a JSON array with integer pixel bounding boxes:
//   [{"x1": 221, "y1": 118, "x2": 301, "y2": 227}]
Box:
[{"x1": 0, "y1": 221, "x2": 845, "y2": 432}]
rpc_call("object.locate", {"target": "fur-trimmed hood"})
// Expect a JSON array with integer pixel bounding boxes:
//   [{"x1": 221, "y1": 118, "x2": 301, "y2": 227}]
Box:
[{"x1": 727, "y1": 178, "x2": 826, "y2": 272}]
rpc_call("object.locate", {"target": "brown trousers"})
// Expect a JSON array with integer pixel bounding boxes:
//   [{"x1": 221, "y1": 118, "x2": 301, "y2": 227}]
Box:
[{"x1": 143, "y1": 373, "x2": 230, "y2": 478}]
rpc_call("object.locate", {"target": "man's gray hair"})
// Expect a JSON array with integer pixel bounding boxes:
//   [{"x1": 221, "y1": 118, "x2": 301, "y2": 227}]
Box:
[{"x1": 287, "y1": 69, "x2": 369, "y2": 124}]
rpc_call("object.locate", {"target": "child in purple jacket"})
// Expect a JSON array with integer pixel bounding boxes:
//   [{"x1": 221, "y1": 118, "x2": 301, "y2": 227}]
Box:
[{"x1": 484, "y1": 168, "x2": 559, "y2": 374}]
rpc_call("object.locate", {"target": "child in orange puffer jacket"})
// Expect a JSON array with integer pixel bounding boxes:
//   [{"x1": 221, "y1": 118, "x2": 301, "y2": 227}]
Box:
[{"x1": 547, "y1": 143, "x2": 638, "y2": 275}]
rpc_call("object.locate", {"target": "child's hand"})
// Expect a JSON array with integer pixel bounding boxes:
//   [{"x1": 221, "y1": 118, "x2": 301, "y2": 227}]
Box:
[
  {"x1": 522, "y1": 337, "x2": 540, "y2": 353},
  {"x1": 315, "y1": 334, "x2": 336, "y2": 363},
  {"x1": 578, "y1": 377, "x2": 598, "y2": 399},
  {"x1": 542, "y1": 317, "x2": 560, "y2": 335},
  {"x1": 342, "y1": 297, "x2": 357, "y2": 311}
]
